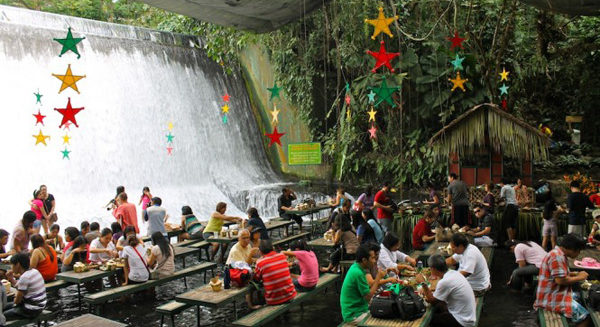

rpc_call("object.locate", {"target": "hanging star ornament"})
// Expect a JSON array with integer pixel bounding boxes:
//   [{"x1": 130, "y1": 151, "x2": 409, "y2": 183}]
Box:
[
  {"x1": 501, "y1": 98, "x2": 508, "y2": 109},
  {"x1": 449, "y1": 72, "x2": 468, "y2": 92},
  {"x1": 62, "y1": 133, "x2": 71, "y2": 145},
  {"x1": 345, "y1": 83, "x2": 350, "y2": 93},
  {"x1": 345, "y1": 94, "x2": 351, "y2": 105},
  {"x1": 450, "y1": 54, "x2": 465, "y2": 71},
  {"x1": 221, "y1": 104, "x2": 230, "y2": 114},
  {"x1": 222, "y1": 93, "x2": 230, "y2": 102},
  {"x1": 33, "y1": 110, "x2": 46, "y2": 126},
  {"x1": 270, "y1": 105, "x2": 280, "y2": 124},
  {"x1": 499, "y1": 83, "x2": 509, "y2": 95},
  {"x1": 265, "y1": 126, "x2": 285, "y2": 147},
  {"x1": 61, "y1": 148, "x2": 71, "y2": 159},
  {"x1": 62, "y1": 121, "x2": 72, "y2": 131},
  {"x1": 222, "y1": 114, "x2": 228, "y2": 124},
  {"x1": 54, "y1": 27, "x2": 85, "y2": 59},
  {"x1": 346, "y1": 108, "x2": 352, "y2": 121},
  {"x1": 32, "y1": 130, "x2": 50, "y2": 146},
  {"x1": 167, "y1": 147, "x2": 173, "y2": 155},
  {"x1": 367, "y1": 90, "x2": 376, "y2": 103},
  {"x1": 367, "y1": 41, "x2": 400, "y2": 73},
  {"x1": 167, "y1": 122, "x2": 174, "y2": 131},
  {"x1": 370, "y1": 77, "x2": 399, "y2": 107},
  {"x1": 368, "y1": 125, "x2": 377, "y2": 139},
  {"x1": 365, "y1": 7, "x2": 398, "y2": 40},
  {"x1": 54, "y1": 97, "x2": 84, "y2": 128},
  {"x1": 166, "y1": 133, "x2": 175, "y2": 143},
  {"x1": 367, "y1": 107, "x2": 377, "y2": 122},
  {"x1": 33, "y1": 90, "x2": 43, "y2": 105},
  {"x1": 267, "y1": 82, "x2": 281, "y2": 101},
  {"x1": 499, "y1": 68, "x2": 510, "y2": 81},
  {"x1": 447, "y1": 31, "x2": 466, "y2": 51},
  {"x1": 52, "y1": 64, "x2": 86, "y2": 94}
]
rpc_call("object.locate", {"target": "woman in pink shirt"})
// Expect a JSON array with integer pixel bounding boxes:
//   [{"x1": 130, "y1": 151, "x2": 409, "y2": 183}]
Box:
[
  {"x1": 283, "y1": 239, "x2": 319, "y2": 291},
  {"x1": 30, "y1": 190, "x2": 47, "y2": 232},
  {"x1": 506, "y1": 239, "x2": 547, "y2": 291}
]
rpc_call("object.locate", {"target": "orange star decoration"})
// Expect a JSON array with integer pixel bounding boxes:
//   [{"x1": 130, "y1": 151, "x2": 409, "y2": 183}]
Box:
[
  {"x1": 499, "y1": 68, "x2": 509, "y2": 81},
  {"x1": 52, "y1": 64, "x2": 86, "y2": 94},
  {"x1": 449, "y1": 72, "x2": 468, "y2": 92},
  {"x1": 365, "y1": 7, "x2": 398, "y2": 40},
  {"x1": 265, "y1": 126, "x2": 285, "y2": 147},
  {"x1": 33, "y1": 130, "x2": 50, "y2": 146}
]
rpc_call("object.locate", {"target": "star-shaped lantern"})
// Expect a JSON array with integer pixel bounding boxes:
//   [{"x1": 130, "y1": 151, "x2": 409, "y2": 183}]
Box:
[
  {"x1": 167, "y1": 122, "x2": 174, "y2": 131},
  {"x1": 53, "y1": 27, "x2": 85, "y2": 59},
  {"x1": 61, "y1": 148, "x2": 71, "y2": 159},
  {"x1": 345, "y1": 94, "x2": 351, "y2": 105},
  {"x1": 449, "y1": 72, "x2": 468, "y2": 92},
  {"x1": 370, "y1": 77, "x2": 399, "y2": 107},
  {"x1": 450, "y1": 54, "x2": 465, "y2": 71},
  {"x1": 346, "y1": 109, "x2": 352, "y2": 121},
  {"x1": 367, "y1": 41, "x2": 400, "y2": 73},
  {"x1": 367, "y1": 90, "x2": 376, "y2": 103},
  {"x1": 34, "y1": 90, "x2": 43, "y2": 105},
  {"x1": 222, "y1": 114, "x2": 228, "y2": 124},
  {"x1": 447, "y1": 31, "x2": 466, "y2": 51},
  {"x1": 62, "y1": 121, "x2": 72, "y2": 131},
  {"x1": 62, "y1": 134, "x2": 71, "y2": 145},
  {"x1": 52, "y1": 64, "x2": 86, "y2": 94},
  {"x1": 501, "y1": 98, "x2": 508, "y2": 109},
  {"x1": 166, "y1": 133, "x2": 175, "y2": 143},
  {"x1": 267, "y1": 82, "x2": 281, "y2": 100},
  {"x1": 368, "y1": 125, "x2": 377, "y2": 139},
  {"x1": 270, "y1": 105, "x2": 280, "y2": 124},
  {"x1": 222, "y1": 93, "x2": 230, "y2": 102},
  {"x1": 33, "y1": 130, "x2": 50, "y2": 146},
  {"x1": 221, "y1": 104, "x2": 230, "y2": 114},
  {"x1": 265, "y1": 126, "x2": 285, "y2": 147},
  {"x1": 367, "y1": 107, "x2": 377, "y2": 122},
  {"x1": 167, "y1": 147, "x2": 173, "y2": 155},
  {"x1": 365, "y1": 7, "x2": 398, "y2": 40},
  {"x1": 499, "y1": 83, "x2": 509, "y2": 95},
  {"x1": 54, "y1": 97, "x2": 84, "y2": 128},
  {"x1": 499, "y1": 68, "x2": 509, "y2": 81},
  {"x1": 33, "y1": 110, "x2": 46, "y2": 126}
]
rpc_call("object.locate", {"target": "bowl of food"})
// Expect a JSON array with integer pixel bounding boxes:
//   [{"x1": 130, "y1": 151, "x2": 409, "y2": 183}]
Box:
[{"x1": 73, "y1": 262, "x2": 87, "y2": 273}]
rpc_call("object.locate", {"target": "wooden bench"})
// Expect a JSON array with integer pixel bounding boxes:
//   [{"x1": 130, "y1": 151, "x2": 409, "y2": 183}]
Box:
[
  {"x1": 45, "y1": 280, "x2": 67, "y2": 292},
  {"x1": 265, "y1": 220, "x2": 295, "y2": 238},
  {"x1": 84, "y1": 262, "x2": 216, "y2": 312},
  {"x1": 6, "y1": 310, "x2": 55, "y2": 327},
  {"x1": 339, "y1": 260, "x2": 354, "y2": 277},
  {"x1": 232, "y1": 273, "x2": 339, "y2": 327},
  {"x1": 188, "y1": 241, "x2": 210, "y2": 261},
  {"x1": 538, "y1": 309, "x2": 569, "y2": 327},
  {"x1": 480, "y1": 246, "x2": 494, "y2": 269},
  {"x1": 474, "y1": 296, "x2": 484, "y2": 326},
  {"x1": 272, "y1": 232, "x2": 310, "y2": 248},
  {"x1": 356, "y1": 309, "x2": 432, "y2": 326},
  {"x1": 174, "y1": 238, "x2": 204, "y2": 247},
  {"x1": 588, "y1": 307, "x2": 600, "y2": 327},
  {"x1": 156, "y1": 301, "x2": 191, "y2": 327}
]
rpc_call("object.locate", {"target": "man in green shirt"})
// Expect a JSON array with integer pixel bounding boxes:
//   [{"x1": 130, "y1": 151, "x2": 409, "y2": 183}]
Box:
[{"x1": 340, "y1": 243, "x2": 386, "y2": 324}]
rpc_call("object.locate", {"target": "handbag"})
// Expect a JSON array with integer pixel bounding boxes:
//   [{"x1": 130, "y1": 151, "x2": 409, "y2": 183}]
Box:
[
  {"x1": 589, "y1": 284, "x2": 600, "y2": 310},
  {"x1": 131, "y1": 246, "x2": 154, "y2": 280},
  {"x1": 369, "y1": 290, "x2": 398, "y2": 319},
  {"x1": 394, "y1": 286, "x2": 426, "y2": 321}
]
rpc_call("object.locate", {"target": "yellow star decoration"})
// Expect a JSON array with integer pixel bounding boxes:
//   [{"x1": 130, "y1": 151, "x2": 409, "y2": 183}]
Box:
[
  {"x1": 270, "y1": 104, "x2": 280, "y2": 124},
  {"x1": 449, "y1": 72, "x2": 468, "y2": 92},
  {"x1": 367, "y1": 107, "x2": 377, "y2": 122},
  {"x1": 499, "y1": 68, "x2": 509, "y2": 81},
  {"x1": 33, "y1": 130, "x2": 50, "y2": 146},
  {"x1": 62, "y1": 133, "x2": 71, "y2": 145},
  {"x1": 167, "y1": 122, "x2": 174, "y2": 131},
  {"x1": 346, "y1": 108, "x2": 352, "y2": 121},
  {"x1": 52, "y1": 64, "x2": 86, "y2": 94},
  {"x1": 221, "y1": 104, "x2": 230, "y2": 113},
  {"x1": 365, "y1": 7, "x2": 398, "y2": 40}
]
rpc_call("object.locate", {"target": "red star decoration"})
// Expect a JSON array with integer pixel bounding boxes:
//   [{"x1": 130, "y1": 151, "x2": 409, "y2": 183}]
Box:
[
  {"x1": 501, "y1": 98, "x2": 508, "y2": 110},
  {"x1": 447, "y1": 31, "x2": 465, "y2": 51},
  {"x1": 167, "y1": 147, "x2": 173, "y2": 155},
  {"x1": 62, "y1": 121, "x2": 72, "y2": 131},
  {"x1": 33, "y1": 110, "x2": 46, "y2": 126},
  {"x1": 222, "y1": 93, "x2": 230, "y2": 102},
  {"x1": 54, "y1": 97, "x2": 84, "y2": 128},
  {"x1": 345, "y1": 94, "x2": 351, "y2": 105},
  {"x1": 366, "y1": 41, "x2": 400, "y2": 73},
  {"x1": 265, "y1": 126, "x2": 285, "y2": 147}
]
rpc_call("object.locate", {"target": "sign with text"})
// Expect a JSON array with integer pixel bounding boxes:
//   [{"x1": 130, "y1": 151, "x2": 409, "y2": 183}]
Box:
[{"x1": 288, "y1": 142, "x2": 322, "y2": 165}]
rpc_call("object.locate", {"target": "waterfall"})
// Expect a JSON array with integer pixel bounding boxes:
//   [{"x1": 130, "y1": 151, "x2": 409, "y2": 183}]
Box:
[{"x1": 0, "y1": 5, "x2": 321, "y2": 234}]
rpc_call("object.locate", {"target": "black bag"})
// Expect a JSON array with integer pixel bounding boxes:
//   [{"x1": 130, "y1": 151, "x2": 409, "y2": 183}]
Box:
[
  {"x1": 370, "y1": 292, "x2": 398, "y2": 319},
  {"x1": 395, "y1": 286, "x2": 426, "y2": 321},
  {"x1": 589, "y1": 284, "x2": 600, "y2": 310}
]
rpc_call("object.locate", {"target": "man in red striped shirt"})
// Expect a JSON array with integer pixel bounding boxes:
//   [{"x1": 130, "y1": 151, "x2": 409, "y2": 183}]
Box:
[{"x1": 254, "y1": 240, "x2": 297, "y2": 305}]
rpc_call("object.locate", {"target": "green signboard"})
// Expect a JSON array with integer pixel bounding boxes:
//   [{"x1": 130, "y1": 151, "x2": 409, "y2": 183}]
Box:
[{"x1": 288, "y1": 142, "x2": 322, "y2": 165}]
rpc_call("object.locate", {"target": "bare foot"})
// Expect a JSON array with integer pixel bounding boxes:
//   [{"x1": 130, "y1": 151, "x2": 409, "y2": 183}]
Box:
[
  {"x1": 319, "y1": 267, "x2": 330, "y2": 273},
  {"x1": 250, "y1": 304, "x2": 263, "y2": 310}
]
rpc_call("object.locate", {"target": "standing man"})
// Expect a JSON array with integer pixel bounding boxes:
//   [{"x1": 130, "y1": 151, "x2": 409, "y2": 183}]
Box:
[
  {"x1": 278, "y1": 188, "x2": 302, "y2": 230},
  {"x1": 145, "y1": 197, "x2": 167, "y2": 237},
  {"x1": 446, "y1": 173, "x2": 470, "y2": 227},
  {"x1": 567, "y1": 181, "x2": 595, "y2": 238},
  {"x1": 113, "y1": 192, "x2": 139, "y2": 234},
  {"x1": 373, "y1": 182, "x2": 394, "y2": 233},
  {"x1": 499, "y1": 178, "x2": 519, "y2": 241}
]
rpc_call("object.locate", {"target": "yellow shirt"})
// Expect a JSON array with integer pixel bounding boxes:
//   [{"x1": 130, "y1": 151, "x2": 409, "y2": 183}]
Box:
[
  {"x1": 204, "y1": 215, "x2": 224, "y2": 233},
  {"x1": 226, "y1": 242, "x2": 252, "y2": 264}
]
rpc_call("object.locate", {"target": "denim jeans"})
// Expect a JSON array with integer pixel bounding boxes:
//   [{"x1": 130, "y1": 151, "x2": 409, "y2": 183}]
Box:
[{"x1": 510, "y1": 264, "x2": 539, "y2": 290}]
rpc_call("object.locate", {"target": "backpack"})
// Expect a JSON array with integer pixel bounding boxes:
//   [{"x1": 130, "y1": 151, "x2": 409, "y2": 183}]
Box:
[
  {"x1": 394, "y1": 286, "x2": 426, "y2": 321},
  {"x1": 589, "y1": 284, "x2": 600, "y2": 310},
  {"x1": 369, "y1": 290, "x2": 398, "y2": 319}
]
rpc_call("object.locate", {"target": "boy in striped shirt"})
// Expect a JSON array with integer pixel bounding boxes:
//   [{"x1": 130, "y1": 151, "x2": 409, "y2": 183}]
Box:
[
  {"x1": 254, "y1": 240, "x2": 297, "y2": 305},
  {"x1": 5, "y1": 253, "x2": 46, "y2": 320}
]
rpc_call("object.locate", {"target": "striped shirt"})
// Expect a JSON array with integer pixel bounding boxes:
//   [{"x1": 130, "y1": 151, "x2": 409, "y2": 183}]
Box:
[
  {"x1": 254, "y1": 251, "x2": 297, "y2": 305},
  {"x1": 17, "y1": 269, "x2": 47, "y2": 311}
]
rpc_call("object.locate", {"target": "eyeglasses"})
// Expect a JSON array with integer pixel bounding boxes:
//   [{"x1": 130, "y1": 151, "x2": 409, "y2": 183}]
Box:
[{"x1": 474, "y1": 210, "x2": 481, "y2": 214}]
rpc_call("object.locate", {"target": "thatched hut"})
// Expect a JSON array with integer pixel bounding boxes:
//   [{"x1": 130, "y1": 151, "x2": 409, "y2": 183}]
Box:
[{"x1": 428, "y1": 103, "x2": 550, "y2": 186}]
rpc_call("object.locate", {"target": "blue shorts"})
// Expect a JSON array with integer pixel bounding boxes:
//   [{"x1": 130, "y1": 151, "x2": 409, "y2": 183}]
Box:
[
  {"x1": 33, "y1": 220, "x2": 42, "y2": 229},
  {"x1": 570, "y1": 296, "x2": 589, "y2": 323}
]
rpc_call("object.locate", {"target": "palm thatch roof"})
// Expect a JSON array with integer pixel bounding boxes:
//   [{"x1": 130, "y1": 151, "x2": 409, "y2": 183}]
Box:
[{"x1": 428, "y1": 103, "x2": 550, "y2": 161}]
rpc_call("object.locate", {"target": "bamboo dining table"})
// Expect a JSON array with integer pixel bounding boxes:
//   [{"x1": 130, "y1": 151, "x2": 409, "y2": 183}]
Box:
[
  {"x1": 56, "y1": 314, "x2": 126, "y2": 327},
  {"x1": 56, "y1": 268, "x2": 121, "y2": 312},
  {"x1": 176, "y1": 284, "x2": 250, "y2": 326},
  {"x1": 285, "y1": 204, "x2": 332, "y2": 235}
]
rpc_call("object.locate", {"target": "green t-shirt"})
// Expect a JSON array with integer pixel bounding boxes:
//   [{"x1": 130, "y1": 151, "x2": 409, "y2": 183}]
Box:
[{"x1": 340, "y1": 262, "x2": 370, "y2": 322}]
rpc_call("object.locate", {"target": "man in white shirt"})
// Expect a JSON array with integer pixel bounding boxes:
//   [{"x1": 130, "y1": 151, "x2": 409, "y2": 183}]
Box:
[
  {"x1": 446, "y1": 233, "x2": 491, "y2": 296},
  {"x1": 377, "y1": 233, "x2": 416, "y2": 275},
  {"x1": 499, "y1": 178, "x2": 519, "y2": 241},
  {"x1": 226, "y1": 229, "x2": 259, "y2": 265},
  {"x1": 417, "y1": 254, "x2": 476, "y2": 327}
]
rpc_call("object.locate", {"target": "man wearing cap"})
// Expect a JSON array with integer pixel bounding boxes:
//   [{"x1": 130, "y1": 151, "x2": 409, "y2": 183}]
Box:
[{"x1": 145, "y1": 197, "x2": 167, "y2": 236}]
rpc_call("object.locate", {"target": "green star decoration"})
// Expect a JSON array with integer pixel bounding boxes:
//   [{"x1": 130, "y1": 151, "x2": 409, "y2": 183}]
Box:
[
  {"x1": 267, "y1": 82, "x2": 281, "y2": 101},
  {"x1": 450, "y1": 54, "x2": 465, "y2": 71},
  {"x1": 33, "y1": 90, "x2": 43, "y2": 104},
  {"x1": 367, "y1": 90, "x2": 376, "y2": 103},
  {"x1": 371, "y1": 77, "x2": 399, "y2": 107},
  {"x1": 166, "y1": 133, "x2": 174, "y2": 143},
  {"x1": 53, "y1": 27, "x2": 85, "y2": 59},
  {"x1": 61, "y1": 148, "x2": 71, "y2": 159},
  {"x1": 499, "y1": 83, "x2": 509, "y2": 95},
  {"x1": 345, "y1": 82, "x2": 350, "y2": 93},
  {"x1": 222, "y1": 114, "x2": 228, "y2": 124}
]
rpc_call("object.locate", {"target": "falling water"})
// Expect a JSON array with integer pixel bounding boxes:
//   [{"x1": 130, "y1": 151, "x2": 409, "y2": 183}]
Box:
[{"x1": 0, "y1": 5, "x2": 323, "y2": 235}]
